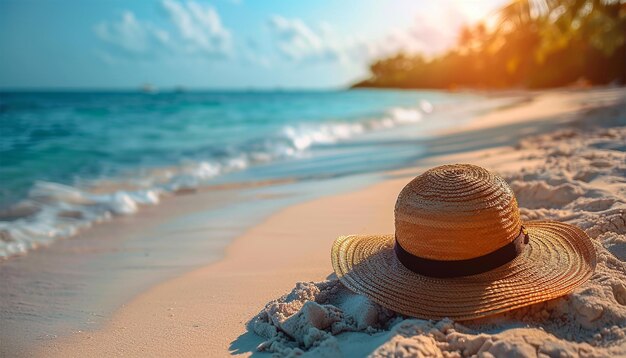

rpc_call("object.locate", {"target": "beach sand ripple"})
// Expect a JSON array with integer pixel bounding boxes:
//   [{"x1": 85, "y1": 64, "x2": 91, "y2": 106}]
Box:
[{"x1": 251, "y1": 126, "x2": 626, "y2": 357}]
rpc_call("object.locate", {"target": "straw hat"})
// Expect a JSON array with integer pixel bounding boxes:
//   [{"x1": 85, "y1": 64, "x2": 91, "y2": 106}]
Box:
[{"x1": 331, "y1": 164, "x2": 596, "y2": 320}]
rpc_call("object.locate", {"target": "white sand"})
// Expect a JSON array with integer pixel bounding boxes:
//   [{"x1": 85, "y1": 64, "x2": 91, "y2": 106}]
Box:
[
  {"x1": 252, "y1": 103, "x2": 626, "y2": 356},
  {"x1": 34, "y1": 88, "x2": 626, "y2": 357}
]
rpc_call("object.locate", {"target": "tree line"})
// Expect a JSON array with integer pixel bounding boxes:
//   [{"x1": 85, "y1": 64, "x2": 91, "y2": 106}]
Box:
[{"x1": 353, "y1": 0, "x2": 625, "y2": 89}]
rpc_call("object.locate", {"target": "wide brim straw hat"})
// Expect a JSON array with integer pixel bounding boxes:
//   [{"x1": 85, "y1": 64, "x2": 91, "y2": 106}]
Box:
[{"x1": 331, "y1": 164, "x2": 596, "y2": 320}]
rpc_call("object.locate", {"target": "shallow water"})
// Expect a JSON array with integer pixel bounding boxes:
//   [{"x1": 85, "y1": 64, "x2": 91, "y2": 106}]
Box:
[
  {"x1": 0, "y1": 89, "x2": 529, "y2": 354},
  {"x1": 0, "y1": 89, "x2": 508, "y2": 259},
  {"x1": 0, "y1": 168, "x2": 382, "y2": 355}
]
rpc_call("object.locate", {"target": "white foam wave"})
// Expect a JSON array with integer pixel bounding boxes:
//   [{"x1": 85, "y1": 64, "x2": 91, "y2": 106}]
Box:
[
  {"x1": 280, "y1": 105, "x2": 426, "y2": 152},
  {"x1": 0, "y1": 182, "x2": 162, "y2": 258},
  {"x1": 387, "y1": 107, "x2": 423, "y2": 123},
  {"x1": 0, "y1": 104, "x2": 433, "y2": 259}
]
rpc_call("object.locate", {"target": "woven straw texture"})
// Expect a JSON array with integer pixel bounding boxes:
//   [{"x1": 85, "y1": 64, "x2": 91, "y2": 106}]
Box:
[
  {"x1": 331, "y1": 165, "x2": 596, "y2": 320},
  {"x1": 395, "y1": 164, "x2": 521, "y2": 260}
]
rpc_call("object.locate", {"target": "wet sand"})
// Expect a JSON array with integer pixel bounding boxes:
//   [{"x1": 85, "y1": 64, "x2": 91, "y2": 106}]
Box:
[{"x1": 8, "y1": 88, "x2": 625, "y2": 357}]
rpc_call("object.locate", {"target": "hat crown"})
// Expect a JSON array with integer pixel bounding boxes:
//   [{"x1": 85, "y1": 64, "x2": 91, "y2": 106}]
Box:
[{"x1": 394, "y1": 164, "x2": 522, "y2": 260}]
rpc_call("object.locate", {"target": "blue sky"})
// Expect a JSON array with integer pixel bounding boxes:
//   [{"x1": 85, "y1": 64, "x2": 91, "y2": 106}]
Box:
[{"x1": 0, "y1": 0, "x2": 506, "y2": 89}]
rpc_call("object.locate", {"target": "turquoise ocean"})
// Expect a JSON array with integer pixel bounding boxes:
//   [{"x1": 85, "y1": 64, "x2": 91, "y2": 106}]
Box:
[{"x1": 0, "y1": 89, "x2": 511, "y2": 259}]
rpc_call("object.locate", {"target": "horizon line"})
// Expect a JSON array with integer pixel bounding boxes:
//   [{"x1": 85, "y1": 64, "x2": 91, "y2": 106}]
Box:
[{"x1": 0, "y1": 85, "x2": 357, "y2": 93}]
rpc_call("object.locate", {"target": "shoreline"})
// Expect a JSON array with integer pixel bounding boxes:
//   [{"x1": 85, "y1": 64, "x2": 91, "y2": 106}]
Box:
[
  {"x1": 1, "y1": 89, "x2": 513, "y2": 354},
  {"x1": 0, "y1": 162, "x2": 383, "y2": 356},
  {"x1": 7, "y1": 87, "x2": 625, "y2": 356}
]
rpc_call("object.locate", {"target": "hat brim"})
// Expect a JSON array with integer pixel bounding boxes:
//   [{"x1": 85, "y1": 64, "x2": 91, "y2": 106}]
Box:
[{"x1": 331, "y1": 220, "x2": 596, "y2": 321}]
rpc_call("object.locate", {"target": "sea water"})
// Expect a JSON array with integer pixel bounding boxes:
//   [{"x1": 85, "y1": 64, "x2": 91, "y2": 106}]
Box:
[
  {"x1": 0, "y1": 89, "x2": 507, "y2": 259},
  {"x1": 0, "y1": 89, "x2": 528, "y2": 351}
]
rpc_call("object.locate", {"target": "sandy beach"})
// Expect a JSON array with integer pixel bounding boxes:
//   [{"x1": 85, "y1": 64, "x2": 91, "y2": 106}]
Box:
[
  {"x1": 24, "y1": 88, "x2": 626, "y2": 357},
  {"x1": 3, "y1": 0, "x2": 625, "y2": 356}
]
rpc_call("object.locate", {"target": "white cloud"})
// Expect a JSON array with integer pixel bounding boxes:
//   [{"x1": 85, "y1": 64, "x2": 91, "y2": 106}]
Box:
[
  {"x1": 94, "y1": 11, "x2": 170, "y2": 57},
  {"x1": 162, "y1": 0, "x2": 232, "y2": 56},
  {"x1": 95, "y1": 0, "x2": 493, "y2": 68},
  {"x1": 95, "y1": 0, "x2": 232, "y2": 61},
  {"x1": 369, "y1": 11, "x2": 463, "y2": 59},
  {"x1": 267, "y1": 3, "x2": 480, "y2": 66},
  {"x1": 265, "y1": 14, "x2": 451, "y2": 66},
  {"x1": 267, "y1": 16, "x2": 348, "y2": 64},
  {"x1": 355, "y1": 5, "x2": 475, "y2": 61}
]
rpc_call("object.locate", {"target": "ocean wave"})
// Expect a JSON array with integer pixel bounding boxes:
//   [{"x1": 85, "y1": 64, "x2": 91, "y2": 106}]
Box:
[
  {"x1": 0, "y1": 182, "x2": 161, "y2": 258},
  {"x1": 282, "y1": 106, "x2": 423, "y2": 151},
  {"x1": 0, "y1": 104, "x2": 431, "y2": 259}
]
